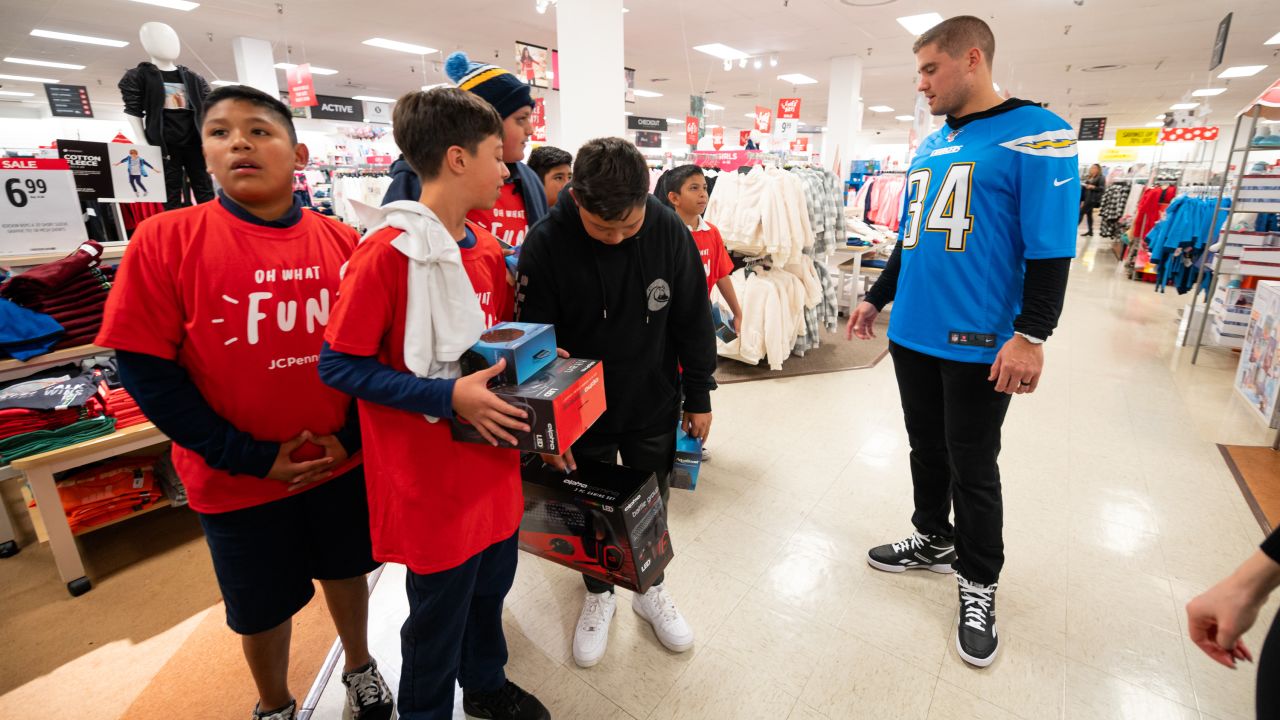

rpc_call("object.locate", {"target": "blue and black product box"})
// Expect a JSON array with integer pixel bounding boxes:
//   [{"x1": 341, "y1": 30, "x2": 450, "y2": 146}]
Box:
[
  {"x1": 451, "y1": 357, "x2": 606, "y2": 454},
  {"x1": 671, "y1": 424, "x2": 704, "y2": 490},
  {"x1": 459, "y1": 322, "x2": 557, "y2": 386},
  {"x1": 519, "y1": 458, "x2": 674, "y2": 593},
  {"x1": 711, "y1": 304, "x2": 737, "y2": 344}
]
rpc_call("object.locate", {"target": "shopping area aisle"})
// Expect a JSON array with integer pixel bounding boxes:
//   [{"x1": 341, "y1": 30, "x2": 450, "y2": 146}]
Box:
[{"x1": 306, "y1": 237, "x2": 1276, "y2": 720}]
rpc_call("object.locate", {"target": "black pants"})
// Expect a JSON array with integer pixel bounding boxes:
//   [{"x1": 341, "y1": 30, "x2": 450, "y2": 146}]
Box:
[
  {"x1": 890, "y1": 342, "x2": 1012, "y2": 586},
  {"x1": 127, "y1": 174, "x2": 147, "y2": 193},
  {"x1": 399, "y1": 532, "x2": 517, "y2": 720},
  {"x1": 1079, "y1": 203, "x2": 1097, "y2": 234},
  {"x1": 1260, "y1": 610, "x2": 1280, "y2": 719},
  {"x1": 162, "y1": 144, "x2": 215, "y2": 210},
  {"x1": 575, "y1": 429, "x2": 675, "y2": 594}
]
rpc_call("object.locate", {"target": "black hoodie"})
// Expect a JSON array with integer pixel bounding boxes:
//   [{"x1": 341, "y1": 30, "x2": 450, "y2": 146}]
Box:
[{"x1": 515, "y1": 190, "x2": 716, "y2": 440}]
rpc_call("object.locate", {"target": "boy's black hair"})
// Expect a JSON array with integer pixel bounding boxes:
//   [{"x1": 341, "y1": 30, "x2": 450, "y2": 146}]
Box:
[
  {"x1": 393, "y1": 87, "x2": 503, "y2": 181},
  {"x1": 571, "y1": 137, "x2": 649, "y2": 221},
  {"x1": 659, "y1": 164, "x2": 705, "y2": 209},
  {"x1": 528, "y1": 145, "x2": 573, "y2": 181},
  {"x1": 202, "y1": 84, "x2": 298, "y2": 144}
]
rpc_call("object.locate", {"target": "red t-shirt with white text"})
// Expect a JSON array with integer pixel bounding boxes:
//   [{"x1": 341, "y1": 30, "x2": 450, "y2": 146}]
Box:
[
  {"x1": 468, "y1": 182, "x2": 528, "y2": 247},
  {"x1": 323, "y1": 221, "x2": 521, "y2": 574},
  {"x1": 96, "y1": 201, "x2": 361, "y2": 514},
  {"x1": 691, "y1": 220, "x2": 733, "y2": 295}
]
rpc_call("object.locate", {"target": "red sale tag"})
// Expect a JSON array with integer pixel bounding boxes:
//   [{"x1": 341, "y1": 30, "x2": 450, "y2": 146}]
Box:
[
  {"x1": 685, "y1": 116, "x2": 700, "y2": 145},
  {"x1": 712, "y1": 126, "x2": 724, "y2": 150},
  {"x1": 287, "y1": 63, "x2": 318, "y2": 108},
  {"x1": 754, "y1": 106, "x2": 772, "y2": 134},
  {"x1": 777, "y1": 98, "x2": 802, "y2": 120}
]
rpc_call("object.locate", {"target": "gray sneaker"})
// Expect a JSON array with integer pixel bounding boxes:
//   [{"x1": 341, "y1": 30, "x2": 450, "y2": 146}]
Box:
[
  {"x1": 253, "y1": 700, "x2": 296, "y2": 720},
  {"x1": 341, "y1": 659, "x2": 395, "y2": 720}
]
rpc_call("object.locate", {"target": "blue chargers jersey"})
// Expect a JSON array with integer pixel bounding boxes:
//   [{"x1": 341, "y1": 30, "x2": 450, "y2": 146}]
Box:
[{"x1": 887, "y1": 103, "x2": 1079, "y2": 363}]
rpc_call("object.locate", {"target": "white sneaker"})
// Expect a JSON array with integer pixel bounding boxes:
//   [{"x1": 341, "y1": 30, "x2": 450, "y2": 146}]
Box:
[
  {"x1": 573, "y1": 591, "x2": 616, "y2": 668},
  {"x1": 632, "y1": 583, "x2": 694, "y2": 652}
]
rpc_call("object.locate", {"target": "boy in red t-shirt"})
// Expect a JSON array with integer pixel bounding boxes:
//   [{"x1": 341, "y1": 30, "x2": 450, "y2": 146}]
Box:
[
  {"x1": 319, "y1": 88, "x2": 551, "y2": 720},
  {"x1": 96, "y1": 85, "x2": 393, "y2": 720},
  {"x1": 665, "y1": 165, "x2": 743, "y2": 333}
]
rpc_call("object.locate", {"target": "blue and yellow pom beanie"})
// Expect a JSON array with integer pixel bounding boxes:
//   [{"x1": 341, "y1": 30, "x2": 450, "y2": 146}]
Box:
[{"x1": 445, "y1": 51, "x2": 535, "y2": 120}]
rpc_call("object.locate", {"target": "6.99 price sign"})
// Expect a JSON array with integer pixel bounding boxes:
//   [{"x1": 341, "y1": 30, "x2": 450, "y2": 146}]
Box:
[{"x1": 0, "y1": 158, "x2": 88, "y2": 257}]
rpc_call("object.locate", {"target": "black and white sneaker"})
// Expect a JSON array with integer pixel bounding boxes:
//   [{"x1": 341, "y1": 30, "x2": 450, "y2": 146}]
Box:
[
  {"x1": 462, "y1": 681, "x2": 550, "y2": 720},
  {"x1": 956, "y1": 574, "x2": 999, "y2": 667},
  {"x1": 867, "y1": 531, "x2": 956, "y2": 574},
  {"x1": 341, "y1": 659, "x2": 395, "y2": 720}
]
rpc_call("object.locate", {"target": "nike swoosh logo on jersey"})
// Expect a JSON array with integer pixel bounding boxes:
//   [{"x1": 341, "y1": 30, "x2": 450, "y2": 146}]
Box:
[{"x1": 1054, "y1": 178, "x2": 1072, "y2": 186}]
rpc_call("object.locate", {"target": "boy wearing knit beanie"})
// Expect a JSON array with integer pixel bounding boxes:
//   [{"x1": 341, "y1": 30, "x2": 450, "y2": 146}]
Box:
[{"x1": 382, "y1": 52, "x2": 548, "y2": 248}]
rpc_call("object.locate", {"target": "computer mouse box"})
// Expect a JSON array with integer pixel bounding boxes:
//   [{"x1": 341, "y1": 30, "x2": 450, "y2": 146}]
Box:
[
  {"x1": 518, "y1": 458, "x2": 674, "y2": 593},
  {"x1": 671, "y1": 424, "x2": 704, "y2": 490},
  {"x1": 459, "y1": 321, "x2": 557, "y2": 386},
  {"x1": 451, "y1": 357, "x2": 606, "y2": 454}
]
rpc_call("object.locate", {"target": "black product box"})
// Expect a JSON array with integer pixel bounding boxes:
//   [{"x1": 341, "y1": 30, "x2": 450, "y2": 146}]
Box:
[
  {"x1": 519, "y1": 458, "x2": 674, "y2": 593},
  {"x1": 451, "y1": 357, "x2": 606, "y2": 454}
]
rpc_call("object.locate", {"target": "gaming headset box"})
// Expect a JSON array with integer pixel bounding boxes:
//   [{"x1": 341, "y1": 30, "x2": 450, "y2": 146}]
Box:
[
  {"x1": 519, "y1": 458, "x2": 674, "y2": 593},
  {"x1": 459, "y1": 322, "x2": 558, "y2": 386},
  {"x1": 452, "y1": 357, "x2": 606, "y2": 454}
]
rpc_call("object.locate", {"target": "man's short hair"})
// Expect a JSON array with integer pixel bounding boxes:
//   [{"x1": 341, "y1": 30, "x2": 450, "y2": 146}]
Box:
[
  {"x1": 659, "y1": 164, "x2": 705, "y2": 208},
  {"x1": 203, "y1": 84, "x2": 298, "y2": 144},
  {"x1": 572, "y1": 137, "x2": 649, "y2": 221},
  {"x1": 392, "y1": 87, "x2": 503, "y2": 181},
  {"x1": 528, "y1": 146, "x2": 573, "y2": 181},
  {"x1": 912, "y1": 15, "x2": 995, "y2": 67}
]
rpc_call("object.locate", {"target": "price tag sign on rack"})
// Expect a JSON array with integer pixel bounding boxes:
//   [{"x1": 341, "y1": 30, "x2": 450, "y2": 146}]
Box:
[{"x1": 0, "y1": 158, "x2": 88, "y2": 257}]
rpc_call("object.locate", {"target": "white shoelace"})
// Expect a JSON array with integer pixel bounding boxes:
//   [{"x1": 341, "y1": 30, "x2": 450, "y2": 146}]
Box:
[
  {"x1": 891, "y1": 531, "x2": 929, "y2": 555},
  {"x1": 959, "y1": 579, "x2": 997, "y2": 632},
  {"x1": 344, "y1": 666, "x2": 387, "y2": 709},
  {"x1": 646, "y1": 586, "x2": 682, "y2": 624},
  {"x1": 578, "y1": 593, "x2": 609, "y2": 633}
]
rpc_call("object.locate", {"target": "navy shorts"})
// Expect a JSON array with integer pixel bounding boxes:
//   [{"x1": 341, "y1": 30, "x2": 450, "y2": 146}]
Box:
[{"x1": 198, "y1": 467, "x2": 380, "y2": 635}]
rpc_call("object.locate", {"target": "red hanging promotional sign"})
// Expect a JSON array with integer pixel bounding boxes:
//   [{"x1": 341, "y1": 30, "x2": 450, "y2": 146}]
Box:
[
  {"x1": 711, "y1": 126, "x2": 724, "y2": 150},
  {"x1": 790, "y1": 137, "x2": 809, "y2": 151},
  {"x1": 754, "y1": 106, "x2": 773, "y2": 133},
  {"x1": 531, "y1": 98, "x2": 547, "y2": 143},
  {"x1": 685, "y1": 116, "x2": 700, "y2": 145},
  {"x1": 1161, "y1": 126, "x2": 1220, "y2": 142},
  {"x1": 287, "y1": 63, "x2": 318, "y2": 108},
  {"x1": 739, "y1": 130, "x2": 752, "y2": 146},
  {"x1": 777, "y1": 97, "x2": 802, "y2": 120}
]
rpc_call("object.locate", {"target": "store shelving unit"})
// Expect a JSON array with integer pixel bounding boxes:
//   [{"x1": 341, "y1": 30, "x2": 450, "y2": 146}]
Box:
[{"x1": 1188, "y1": 99, "x2": 1280, "y2": 363}]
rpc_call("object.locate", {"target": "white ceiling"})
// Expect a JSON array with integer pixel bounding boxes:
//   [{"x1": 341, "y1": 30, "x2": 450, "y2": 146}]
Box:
[{"x1": 2, "y1": 0, "x2": 1279, "y2": 142}]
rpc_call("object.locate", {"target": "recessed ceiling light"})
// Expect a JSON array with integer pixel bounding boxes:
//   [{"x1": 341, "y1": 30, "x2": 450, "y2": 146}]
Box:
[
  {"x1": 896, "y1": 13, "x2": 944, "y2": 36},
  {"x1": 868, "y1": 105, "x2": 895, "y2": 112},
  {"x1": 693, "y1": 44, "x2": 750, "y2": 61},
  {"x1": 1218, "y1": 65, "x2": 1266, "y2": 78},
  {"x1": 666, "y1": 117, "x2": 682, "y2": 123},
  {"x1": 0, "y1": 90, "x2": 36, "y2": 97},
  {"x1": 633, "y1": 89, "x2": 662, "y2": 98},
  {"x1": 622, "y1": 7, "x2": 629, "y2": 12},
  {"x1": 353, "y1": 95, "x2": 395, "y2": 103},
  {"x1": 127, "y1": 0, "x2": 200, "y2": 10},
  {"x1": 1191, "y1": 88, "x2": 1227, "y2": 97},
  {"x1": 1266, "y1": 31, "x2": 1280, "y2": 45},
  {"x1": 1170, "y1": 102, "x2": 1200, "y2": 110},
  {"x1": 744, "y1": 112, "x2": 757, "y2": 118},
  {"x1": 777, "y1": 73, "x2": 817, "y2": 85},
  {"x1": 274, "y1": 63, "x2": 339, "y2": 75},
  {"x1": 30, "y1": 29, "x2": 128, "y2": 47},
  {"x1": 704, "y1": 102, "x2": 725, "y2": 110},
  {"x1": 4, "y1": 57, "x2": 85, "y2": 70},
  {"x1": 210, "y1": 80, "x2": 237, "y2": 86},
  {"x1": 1145, "y1": 122, "x2": 1164, "y2": 127},
  {"x1": 0, "y1": 72, "x2": 58, "y2": 83},
  {"x1": 895, "y1": 115, "x2": 913, "y2": 121},
  {"x1": 362, "y1": 38, "x2": 438, "y2": 56},
  {"x1": 624, "y1": 111, "x2": 634, "y2": 116}
]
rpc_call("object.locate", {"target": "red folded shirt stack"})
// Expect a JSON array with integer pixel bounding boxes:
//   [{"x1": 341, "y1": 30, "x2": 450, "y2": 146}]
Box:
[
  {"x1": 56, "y1": 457, "x2": 163, "y2": 534},
  {"x1": 0, "y1": 242, "x2": 114, "y2": 350},
  {"x1": 0, "y1": 397, "x2": 105, "y2": 442},
  {"x1": 104, "y1": 387, "x2": 147, "y2": 429}
]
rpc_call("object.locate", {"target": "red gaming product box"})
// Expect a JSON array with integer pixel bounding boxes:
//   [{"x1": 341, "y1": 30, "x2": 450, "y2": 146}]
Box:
[
  {"x1": 519, "y1": 458, "x2": 674, "y2": 593},
  {"x1": 451, "y1": 357, "x2": 606, "y2": 454}
]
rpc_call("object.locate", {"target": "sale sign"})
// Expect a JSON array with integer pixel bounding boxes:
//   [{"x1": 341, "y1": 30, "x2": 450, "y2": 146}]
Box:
[
  {"x1": 287, "y1": 63, "x2": 318, "y2": 108},
  {"x1": 0, "y1": 158, "x2": 88, "y2": 256},
  {"x1": 1161, "y1": 126, "x2": 1220, "y2": 142},
  {"x1": 790, "y1": 137, "x2": 809, "y2": 151},
  {"x1": 685, "y1": 116, "x2": 700, "y2": 146},
  {"x1": 531, "y1": 97, "x2": 547, "y2": 142},
  {"x1": 777, "y1": 97, "x2": 802, "y2": 120},
  {"x1": 739, "y1": 130, "x2": 752, "y2": 147},
  {"x1": 712, "y1": 126, "x2": 724, "y2": 150},
  {"x1": 754, "y1": 106, "x2": 773, "y2": 134}
]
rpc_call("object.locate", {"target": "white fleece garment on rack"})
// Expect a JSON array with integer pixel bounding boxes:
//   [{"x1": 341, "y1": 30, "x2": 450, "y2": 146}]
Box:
[
  {"x1": 349, "y1": 201, "x2": 486, "y2": 419},
  {"x1": 714, "y1": 266, "x2": 809, "y2": 370}
]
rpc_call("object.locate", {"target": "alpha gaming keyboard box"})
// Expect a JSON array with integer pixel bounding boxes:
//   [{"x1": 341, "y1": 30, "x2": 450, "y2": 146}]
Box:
[
  {"x1": 459, "y1": 322, "x2": 558, "y2": 386},
  {"x1": 519, "y1": 458, "x2": 674, "y2": 593},
  {"x1": 451, "y1": 357, "x2": 606, "y2": 454}
]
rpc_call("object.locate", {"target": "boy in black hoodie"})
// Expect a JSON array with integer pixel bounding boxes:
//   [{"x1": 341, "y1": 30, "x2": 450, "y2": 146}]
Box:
[{"x1": 515, "y1": 137, "x2": 717, "y2": 669}]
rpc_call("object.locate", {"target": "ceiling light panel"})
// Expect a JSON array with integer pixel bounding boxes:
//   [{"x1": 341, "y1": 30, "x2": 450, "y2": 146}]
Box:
[
  {"x1": 868, "y1": 105, "x2": 895, "y2": 112},
  {"x1": 275, "y1": 63, "x2": 339, "y2": 75},
  {"x1": 0, "y1": 72, "x2": 59, "y2": 83},
  {"x1": 777, "y1": 73, "x2": 817, "y2": 85},
  {"x1": 693, "y1": 43, "x2": 750, "y2": 61},
  {"x1": 897, "y1": 13, "x2": 944, "y2": 36},
  {"x1": 30, "y1": 29, "x2": 128, "y2": 47},
  {"x1": 1218, "y1": 65, "x2": 1266, "y2": 78},
  {"x1": 4, "y1": 57, "x2": 85, "y2": 70},
  {"x1": 353, "y1": 95, "x2": 395, "y2": 102},
  {"x1": 632, "y1": 89, "x2": 662, "y2": 98},
  {"x1": 127, "y1": 0, "x2": 200, "y2": 9},
  {"x1": 1191, "y1": 88, "x2": 1227, "y2": 97},
  {"x1": 1169, "y1": 102, "x2": 1200, "y2": 110},
  {"x1": 362, "y1": 38, "x2": 438, "y2": 55}
]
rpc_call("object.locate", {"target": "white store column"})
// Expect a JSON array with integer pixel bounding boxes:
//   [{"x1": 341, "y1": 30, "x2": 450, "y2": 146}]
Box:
[
  {"x1": 555, "y1": 0, "x2": 625, "y2": 153},
  {"x1": 232, "y1": 36, "x2": 279, "y2": 97},
  {"x1": 824, "y1": 55, "x2": 864, "y2": 177}
]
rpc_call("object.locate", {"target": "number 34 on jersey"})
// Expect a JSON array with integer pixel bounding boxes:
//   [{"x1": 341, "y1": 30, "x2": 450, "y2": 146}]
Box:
[{"x1": 902, "y1": 162, "x2": 975, "y2": 252}]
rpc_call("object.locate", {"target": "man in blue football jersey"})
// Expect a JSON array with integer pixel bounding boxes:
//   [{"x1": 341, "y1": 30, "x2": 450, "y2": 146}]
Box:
[{"x1": 846, "y1": 15, "x2": 1076, "y2": 667}]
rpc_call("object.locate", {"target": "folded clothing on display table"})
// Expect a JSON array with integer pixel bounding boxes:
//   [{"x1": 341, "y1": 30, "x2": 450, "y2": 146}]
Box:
[
  {"x1": 0, "y1": 298, "x2": 65, "y2": 360},
  {"x1": 0, "y1": 359, "x2": 143, "y2": 462},
  {"x1": 0, "y1": 241, "x2": 115, "y2": 352},
  {"x1": 519, "y1": 458, "x2": 673, "y2": 593},
  {"x1": 53, "y1": 456, "x2": 164, "y2": 534},
  {"x1": 452, "y1": 357, "x2": 606, "y2": 454}
]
